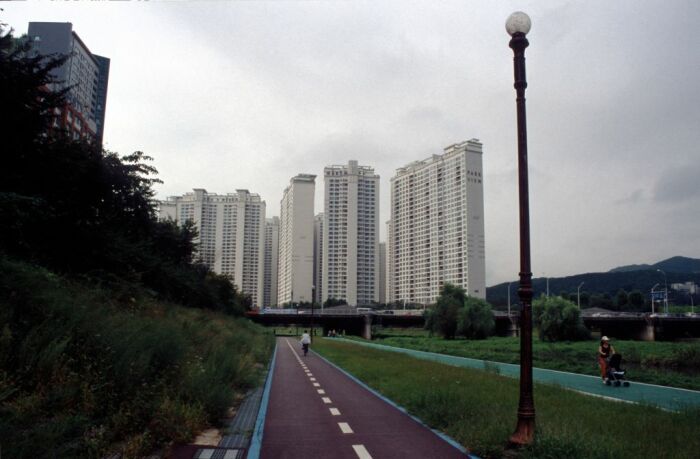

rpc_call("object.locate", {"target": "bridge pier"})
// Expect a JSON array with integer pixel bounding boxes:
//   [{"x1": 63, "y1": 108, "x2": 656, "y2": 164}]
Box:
[
  {"x1": 639, "y1": 324, "x2": 656, "y2": 341},
  {"x1": 362, "y1": 314, "x2": 372, "y2": 340},
  {"x1": 508, "y1": 316, "x2": 520, "y2": 337}
]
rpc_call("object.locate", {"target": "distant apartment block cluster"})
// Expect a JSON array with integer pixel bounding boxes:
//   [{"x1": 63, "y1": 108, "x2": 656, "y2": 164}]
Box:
[
  {"x1": 26, "y1": 22, "x2": 110, "y2": 143},
  {"x1": 159, "y1": 189, "x2": 266, "y2": 307},
  {"x1": 157, "y1": 139, "x2": 486, "y2": 308}
]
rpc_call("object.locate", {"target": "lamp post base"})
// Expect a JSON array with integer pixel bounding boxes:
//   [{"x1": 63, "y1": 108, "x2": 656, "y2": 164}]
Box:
[{"x1": 509, "y1": 417, "x2": 535, "y2": 446}]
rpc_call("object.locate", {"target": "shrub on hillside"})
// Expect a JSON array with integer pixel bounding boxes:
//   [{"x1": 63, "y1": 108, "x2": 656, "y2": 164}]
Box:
[
  {"x1": 457, "y1": 297, "x2": 495, "y2": 339},
  {"x1": 534, "y1": 296, "x2": 590, "y2": 341}
]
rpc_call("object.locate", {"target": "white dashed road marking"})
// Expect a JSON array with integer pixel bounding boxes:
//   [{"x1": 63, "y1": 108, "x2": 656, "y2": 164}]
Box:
[
  {"x1": 317, "y1": 389, "x2": 326, "y2": 394},
  {"x1": 329, "y1": 408, "x2": 340, "y2": 416},
  {"x1": 338, "y1": 422, "x2": 354, "y2": 434},
  {"x1": 352, "y1": 444, "x2": 373, "y2": 459},
  {"x1": 322, "y1": 397, "x2": 332, "y2": 404},
  {"x1": 313, "y1": 383, "x2": 320, "y2": 387}
]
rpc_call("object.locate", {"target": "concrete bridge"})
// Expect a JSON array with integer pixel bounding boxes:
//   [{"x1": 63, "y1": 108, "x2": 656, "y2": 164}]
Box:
[{"x1": 247, "y1": 309, "x2": 700, "y2": 341}]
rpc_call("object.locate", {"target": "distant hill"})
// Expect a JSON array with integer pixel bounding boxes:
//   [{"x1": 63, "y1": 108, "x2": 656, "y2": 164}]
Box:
[
  {"x1": 610, "y1": 256, "x2": 700, "y2": 274},
  {"x1": 487, "y1": 256, "x2": 700, "y2": 308}
]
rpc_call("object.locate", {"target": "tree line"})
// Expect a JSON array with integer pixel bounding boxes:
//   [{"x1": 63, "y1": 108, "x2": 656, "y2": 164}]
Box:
[
  {"x1": 425, "y1": 284, "x2": 589, "y2": 342},
  {"x1": 0, "y1": 26, "x2": 249, "y2": 315}
]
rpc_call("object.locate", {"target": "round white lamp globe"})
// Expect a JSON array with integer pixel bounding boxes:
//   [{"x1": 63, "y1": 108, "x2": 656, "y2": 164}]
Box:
[{"x1": 506, "y1": 12, "x2": 532, "y2": 36}]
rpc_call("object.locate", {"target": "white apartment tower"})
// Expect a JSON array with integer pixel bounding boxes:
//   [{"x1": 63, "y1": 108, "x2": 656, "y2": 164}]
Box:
[
  {"x1": 323, "y1": 161, "x2": 379, "y2": 307},
  {"x1": 278, "y1": 174, "x2": 316, "y2": 305},
  {"x1": 263, "y1": 217, "x2": 280, "y2": 308},
  {"x1": 378, "y1": 242, "x2": 386, "y2": 304},
  {"x1": 158, "y1": 189, "x2": 266, "y2": 307},
  {"x1": 389, "y1": 139, "x2": 486, "y2": 304},
  {"x1": 386, "y1": 220, "x2": 394, "y2": 304},
  {"x1": 313, "y1": 213, "x2": 324, "y2": 305}
]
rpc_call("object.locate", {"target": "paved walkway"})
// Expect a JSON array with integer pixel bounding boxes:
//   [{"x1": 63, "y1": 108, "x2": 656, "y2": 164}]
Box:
[
  {"x1": 258, "y1": 338, "x2": 470, "y2": 459},
  {"x1": 334, "y1": 338, "x2": 700, "y2": 412}
]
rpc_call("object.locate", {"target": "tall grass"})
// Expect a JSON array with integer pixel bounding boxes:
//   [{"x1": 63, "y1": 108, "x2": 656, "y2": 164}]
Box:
[
  {"x1": 315, "y1": 339, "x2": 700, "y2": 459},
  {"x1": 0, "y1": 258, "x2": 274, "y2": 458},
  {"x1": 366, "y1": 329, "x2": 700, "y2": 390}
]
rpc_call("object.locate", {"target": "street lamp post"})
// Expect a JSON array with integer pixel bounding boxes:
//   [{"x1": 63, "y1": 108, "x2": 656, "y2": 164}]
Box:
[
  {"x1": 506, "y1": 11, "x2": 535, "y2": 446},
  {"x1": 651, "y1": 283, "x2": 660, "y2": 314},
  {"x1": 689, "y1": 290, "x2": 695, "y2": 314},
  {"x1": 311, "y1": 285, "x2": 315, "y2": 342},
  {"x1": 577, "y1": 282, "x2": 585, "y2": 309},
  {"x1": 657, "y1": 269, "x2": 668, "y2": 313}
]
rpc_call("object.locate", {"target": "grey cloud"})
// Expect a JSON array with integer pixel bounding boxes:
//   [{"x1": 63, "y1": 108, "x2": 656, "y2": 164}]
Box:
[
  {"x1": 653, "y1": 162, "x2": 700, "y2": 203},
  {"x1": 615, "y1": 189, "x2": 645, "y2": 205}
]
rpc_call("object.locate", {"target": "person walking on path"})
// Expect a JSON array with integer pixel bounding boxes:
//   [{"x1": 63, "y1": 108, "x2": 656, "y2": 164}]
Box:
[
  {"x1": 598, "y1": 336, "x2": 615, "y2": 383},
  {"x1": 300, "y1": 330, "x2": 311, "y2": 356}
]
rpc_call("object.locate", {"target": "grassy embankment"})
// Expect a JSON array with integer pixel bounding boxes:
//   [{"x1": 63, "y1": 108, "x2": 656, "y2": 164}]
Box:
[
  {"x1": 0, "y1": 258, "x2": 274, "y2": 458},
  {"x1": 359, "y1": 328, "x2": 700, "y2": 391},
  {"x1": 314, "y1": 338, "x2": 700, "y2": 459}
]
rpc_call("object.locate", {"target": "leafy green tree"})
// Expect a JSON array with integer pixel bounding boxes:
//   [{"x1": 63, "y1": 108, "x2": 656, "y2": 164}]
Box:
[
  {"x1": 534, "y1": 296, "x2": 590, "y2": 341},
  {"x1": 323, "y1": 298, "x2": 348, "y2": 308},
  {"x1": 427, "y1": 283, "x2": 465, "y2": 339},
  {"x1": 628, "y1": 290, "x2": 644, "y2": 310},
  {"x1": 615, "y1": 289, "x2": 629, "y2": 311},
  {"x1": 457, "y1": 297, "x2": 495, "y2": 339}
]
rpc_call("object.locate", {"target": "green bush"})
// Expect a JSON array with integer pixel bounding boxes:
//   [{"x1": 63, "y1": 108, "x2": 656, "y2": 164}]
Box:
[
  {"x1": 457, "y1": 297, "x2": 495, "y2": 339},
  {"x1": 534, "y1": 296, "x2": 590, "y2": 342},
  {"x1": 426, "y1": 284, "x2": 465, "y2": 339},
  {"x1": 427, "y1": 284, "x2": 496, "y2": 340}
]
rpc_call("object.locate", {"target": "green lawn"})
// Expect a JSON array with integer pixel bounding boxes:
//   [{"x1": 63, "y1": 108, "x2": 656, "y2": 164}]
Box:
[
  {"x1": 314, "y1": 338, "x2": 700, "y2": 459},
  {"x1": 360, "y1": 328, "x2": 700, "y2": 391}
]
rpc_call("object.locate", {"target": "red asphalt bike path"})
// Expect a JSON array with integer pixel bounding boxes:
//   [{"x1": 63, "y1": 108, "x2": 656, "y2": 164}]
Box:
[{"x1": 259, "y1": 337, "x2": 468, "y2": 459}]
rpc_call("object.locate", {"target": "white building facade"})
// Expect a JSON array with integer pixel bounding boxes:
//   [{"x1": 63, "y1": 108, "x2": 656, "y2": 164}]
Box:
[
  {"x1": 389, "y1": 139, "x2": 486, "y2": 304},
  {"x1": 378, "y1": 242, "x2": 386, "y2": 304},
  {"x1": 314, "y1": 213, "x2": 324, "y2": 305},
  {"x1": 386, "y1": 220, "x2": 394, "y2": 304},
  {"x1": 158, "y1": 189, "x2": 266, "y2": 307},
  {"x1": 323, "y1": 161, "x2": 379, "y2": 307},
  {"x1": 263, "y1": 217, "x2": 280, "y2": 308},
  {"x1": 278, "y1": 175, "x2": 316, "y2": 305}
]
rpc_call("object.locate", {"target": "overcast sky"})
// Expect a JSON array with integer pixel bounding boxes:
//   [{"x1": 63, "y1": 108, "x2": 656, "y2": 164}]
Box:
[{"x1": 4, "y1": 1, "x2": 699, "y2": 286}]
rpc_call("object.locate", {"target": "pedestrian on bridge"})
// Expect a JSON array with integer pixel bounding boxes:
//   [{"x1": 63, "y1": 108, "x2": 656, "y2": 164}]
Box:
[
  {"x1": 300, "y1": 330, "x2": 311, "y2": 356},
  {"x1": 598, "y1": 336, "x2": 615, "y2": 383}
]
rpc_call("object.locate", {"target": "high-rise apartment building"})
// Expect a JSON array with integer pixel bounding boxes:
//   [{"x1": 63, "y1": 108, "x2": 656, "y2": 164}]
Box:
[
  {"x1": 389, "y1": 139, "x2": 486, "y2": 304},
  {"x1": 322, "y1": 161, "x2": 379, "y2": 307},
  {"x1": 27, "y1": 22, "x2": 110, "y2": 143},
  {"x1": 263, "y1": 217, "x2": 280, "y2": 308},
  {"x1": 158, "y1": 189, "x2": 266, "y2": 307},
  {"x1": 278, "y1": 175, "x2": 316, "y2": 305},
  {"x1": 313, "y1": 213, "x2": 324, "y2": 305},
  {"x1": 386, "y1": 220, "x2": 394, "y2": 304},
  {"x1": 378, "y1": 242, "x2": 386, "y2": 304}
]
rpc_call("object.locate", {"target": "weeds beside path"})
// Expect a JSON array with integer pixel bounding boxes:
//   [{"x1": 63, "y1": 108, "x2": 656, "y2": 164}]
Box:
[
  {"x1": 0, "y1": 259, "x2": 274, "y2": 458},
  {"x1": 314, "y1": 338, "x2": 700, "y2": 459}
]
